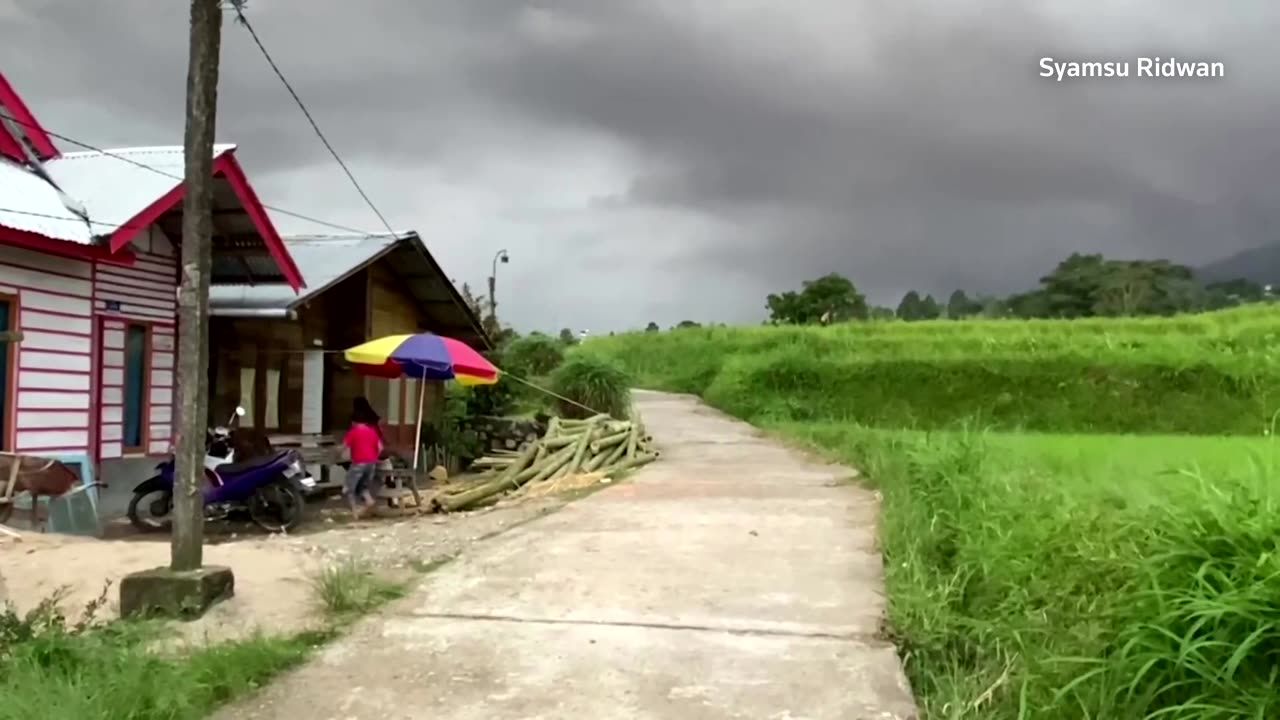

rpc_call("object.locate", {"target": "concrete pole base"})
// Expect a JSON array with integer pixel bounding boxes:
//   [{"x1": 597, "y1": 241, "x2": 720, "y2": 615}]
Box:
[{"x1": 118, "y1": 565, "x2": 235, "y2": 620}]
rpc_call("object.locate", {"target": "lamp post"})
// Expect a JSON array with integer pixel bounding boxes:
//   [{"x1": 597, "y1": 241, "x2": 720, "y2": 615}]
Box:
[{"x1": 488, "y1": 249, "x2": 509, "y2": 330}]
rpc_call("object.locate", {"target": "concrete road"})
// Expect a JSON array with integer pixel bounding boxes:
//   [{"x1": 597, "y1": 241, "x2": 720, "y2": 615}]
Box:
[{"x1": 216, "y1": 391, "x2": 917, "y2": 720}]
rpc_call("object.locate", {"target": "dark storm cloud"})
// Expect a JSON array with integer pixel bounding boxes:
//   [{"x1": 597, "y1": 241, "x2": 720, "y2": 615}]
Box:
[{"x1": 2, "y1": 0, "x2": 1277, "y2": 329}]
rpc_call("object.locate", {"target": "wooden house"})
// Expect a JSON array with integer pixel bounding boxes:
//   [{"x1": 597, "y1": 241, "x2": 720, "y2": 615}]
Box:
[
  {"x1": 0, "y1": 70, "x2": 304, "y2": 519},
  {"x1": 207, "y1": 232, "x2": 490, "y2": 460}
]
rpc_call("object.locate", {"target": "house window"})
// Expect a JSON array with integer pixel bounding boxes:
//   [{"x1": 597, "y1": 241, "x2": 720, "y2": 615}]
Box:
[
  {"x1": 264, "y1": 368, "x2": 280, "y2": 429},
  {"x1": 122, "y1": 323, "x2": 150, "y2": 451},
  {"x1": 239, "y1": 367, "x2": 256, "y2": 428},
  {"x1": 0, "y1": 296, "x2": 14, "y2": 452},
  {"x1": 238, "y1": 358, "x2": 281, "y2": 430}
]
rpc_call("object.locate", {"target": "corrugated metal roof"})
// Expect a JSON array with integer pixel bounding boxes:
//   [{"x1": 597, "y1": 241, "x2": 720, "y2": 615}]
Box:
[
  {"x1": 43, "y1": 145, "x2": 235, "y2": 234},
  {"x1": 209, "y1": 233, "x2": 401, "y2": 310},
  {"x1": 0, "y1": 158, "x2": 93, "y2": 243},
  {"x1": 208, "y1": 231, "x2": 493, "y2": 350},
  {"x1": 0, "y1": 145, "x2": 236, "y2": 246}
]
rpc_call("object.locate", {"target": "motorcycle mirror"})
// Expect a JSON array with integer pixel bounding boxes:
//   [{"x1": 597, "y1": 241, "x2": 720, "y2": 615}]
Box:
[{"x1": 235, "y1": 406, "x2": 247, "y2": 417}]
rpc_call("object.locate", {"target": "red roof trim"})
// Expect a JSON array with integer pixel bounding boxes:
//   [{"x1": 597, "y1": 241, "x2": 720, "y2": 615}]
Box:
[
  {"x1": 0, "y1": 125, "x2": 24, "y2": 163},
  {"x1": 0, "y1": 225, "x2": 136, "y2": 265},
  {"x1": 104, "y1": 149, "x2": 303, "y2": 291},
  {"x1": 105, "y1": 179, "x2": 183, "y2": 254},
  {"x1": 213, "y1": 152, "x2": 304, "y2": 291},
  {"x1": 0, "y1": 71, "x2": 59, "y2": 160}
]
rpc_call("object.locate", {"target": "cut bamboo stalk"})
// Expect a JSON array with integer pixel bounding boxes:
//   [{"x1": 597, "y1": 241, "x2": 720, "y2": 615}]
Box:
[
  {"x1": 586, "y1": 434, "x2": 629, "y2": 472},
  {"x1": 600, "y1": 452, "x2": 657, "y2": 478},
  {"x1": 589, "y1": 430, "x2": 630, "y2": 455},
  {"x1": 562, "y1": 427, "x2": 595, "y2": 478},
  {"x1": 625, "y1": 423, "x2": 640, "y2": 459},
  {"x1": 517, "y1": 445, "x2": 574, "y2": 485},
  {"x1": 530, "y1": 446, "x2": 576, "y2": 484},
  {"x1": 496, "y1": 440, "x2": 540, "y2": 486}
]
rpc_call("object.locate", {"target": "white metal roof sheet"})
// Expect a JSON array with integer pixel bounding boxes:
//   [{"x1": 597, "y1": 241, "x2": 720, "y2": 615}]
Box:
[
  {"x1": 43, "y1": 145, "x2": 235, "y2": 237},
  {"x1": 0, "y1": 157, "x2": 93, "y2": 243},
  {"x1": 0, "y1": 145, "x2": 237, "y2": 247},
  {"x1": 209, "y1": 233, "x2": 402, "y2": 309}
]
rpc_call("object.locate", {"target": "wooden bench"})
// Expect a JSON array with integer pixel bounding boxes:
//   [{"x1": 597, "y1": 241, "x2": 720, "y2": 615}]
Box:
[{"x1": 267, "y1": 433, "x2": 342, "y2": 491}]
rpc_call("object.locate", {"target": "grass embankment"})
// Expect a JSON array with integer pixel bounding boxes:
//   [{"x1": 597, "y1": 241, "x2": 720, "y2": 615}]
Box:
[
  {"x1": 586, "y1": 307, "x2": 1280, "y2": 719},
  {"x1": 0, "y1": 562, "x2": 412, "y2": 720},
  {"x1": 592, "y1": 304, "x2": 1280, "y2": 435}
]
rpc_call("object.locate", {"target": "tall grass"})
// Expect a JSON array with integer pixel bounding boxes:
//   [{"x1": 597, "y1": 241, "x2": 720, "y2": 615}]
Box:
[
  {"x1": 309, "y1": 560, "x2": 409, "y2": 617},
  {"x1": 549, "y1": 354, "x2": 632, "y2": 419},
  {"x1": 584, "y1": 306, "x2": 1280, "y2": 718},
  {"x1": 780, "y1": 425, "x2": 1280, "y2": 719},
  {"x1": 0, "y1": 593, "x2": 328, "y2": 720},
  {"x1": 589, "y1": 307, "x2": 1280, "y2": 434}
]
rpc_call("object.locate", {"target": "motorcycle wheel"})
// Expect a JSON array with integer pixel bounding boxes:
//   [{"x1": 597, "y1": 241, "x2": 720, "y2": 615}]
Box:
[
  {"x1": 128, "y1": 488, "x2": 174, "y2": 533},
  {"x1": 247, "y1": 479, "x2": 304, "y2": 533}
]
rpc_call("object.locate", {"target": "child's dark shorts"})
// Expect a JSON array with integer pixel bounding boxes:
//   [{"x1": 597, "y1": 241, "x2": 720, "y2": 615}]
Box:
[{"x1": 344, "y1": 462, "x2": 378, "y2": 497}]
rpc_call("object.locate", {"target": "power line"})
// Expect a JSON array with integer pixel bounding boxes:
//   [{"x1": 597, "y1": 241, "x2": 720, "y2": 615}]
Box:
[
  {"x1": 1, "y1": 60, "x2": 494, "y2": 349},
  {"x1": 229, "y1": 5, "x2": 492, "y2": 348},
  {"x1": 1, "y1": 113, "x2": 378, "y2": 237},
  {"x1": 230, "y1": 5, "x2": 396, "y2": 236},
  {"x1": 0, "y1": 206, "x2": 147, "y2": 233}
]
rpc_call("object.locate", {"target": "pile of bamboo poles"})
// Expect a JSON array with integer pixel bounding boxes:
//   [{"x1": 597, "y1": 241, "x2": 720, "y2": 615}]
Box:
[{"x1": 433, "y1": 415, "x2": 659, "y2": 513}]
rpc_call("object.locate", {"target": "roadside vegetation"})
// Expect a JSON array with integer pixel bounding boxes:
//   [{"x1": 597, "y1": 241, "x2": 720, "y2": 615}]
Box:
[
  {"x1": 586, "y1": 304, "x2": 1280, "y2": 719},
  {"x1": 0, "y1": 559, "x2": 416, "y2": 720}
]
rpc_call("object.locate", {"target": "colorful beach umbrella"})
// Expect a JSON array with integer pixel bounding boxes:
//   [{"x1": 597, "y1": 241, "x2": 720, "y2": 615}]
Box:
[
  {"x1": 343, "y1": 333, "x2": 498, "y2": 386},
  {"x1": 344, "y1": 333, "x2": 498, "y2": 471}
]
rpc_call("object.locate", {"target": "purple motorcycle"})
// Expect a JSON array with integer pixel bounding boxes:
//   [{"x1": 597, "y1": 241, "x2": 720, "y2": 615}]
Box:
[{"x1": 127, "y1": 410, "x2": 315, "y2": 533}]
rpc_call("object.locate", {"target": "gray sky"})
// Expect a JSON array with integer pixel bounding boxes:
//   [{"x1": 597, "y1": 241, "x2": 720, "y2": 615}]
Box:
[{"x1": 2, "y1": 1, "x2": 1276, "y2": 331}]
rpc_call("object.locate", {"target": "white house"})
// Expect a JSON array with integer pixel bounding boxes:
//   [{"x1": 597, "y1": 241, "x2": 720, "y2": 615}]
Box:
[{"x1": 0, "y1": 70, "x2": 304, "y2": 520}]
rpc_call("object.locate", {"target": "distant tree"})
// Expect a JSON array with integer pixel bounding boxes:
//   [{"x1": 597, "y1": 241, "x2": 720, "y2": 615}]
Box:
[
  {"x1": 1005, "y1": 290, "x2": 1052, "y2": 318},
  {"x1": 675, "y1": 320, "x2": 701, "y2": 329},
  {"x1": 945, "y1": 290, "x2": 982, "y2": 319},
  {"x1": 1037, "y1": 253, "x2": 1112, "y2": 318},
  {"x1": 869, "y1": 306, "x2": 896, "y2": 321},
  {"x1": 1205, "y1": 277, "x2": 1265, "y2": 310},
  {"x1": 919, "y1": 294, "x2": 942, "y2": 320},
  {"x1": 504, "y1": 332, "x2": 564, "y2": 377},
  {"x1": 977, "y1": 295, "x2": 1010, "y2": 318},
  {"x1": 766, "y1": 273, "x2": 868, "y2": 324},
  {"x1": 558, "y1": 328, "x2": 579, "y2": 346},
  {"x1": 896, "y1": 291, "x2": 924, "y2": 320},
  {"x1": 645, "y1": 321, "x2": 660, "y2": 333},
  {"x1": 460, "y1": 282, "x2": 514, "y2": 346},
  {"x1": 996, "y1": 253, "x2": 1207, "y2": 319}
]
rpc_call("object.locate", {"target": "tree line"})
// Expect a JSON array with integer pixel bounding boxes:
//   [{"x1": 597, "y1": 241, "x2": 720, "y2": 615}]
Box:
[{"x1": 764, "y1": 253, "x2": 1271, "y2": 324}]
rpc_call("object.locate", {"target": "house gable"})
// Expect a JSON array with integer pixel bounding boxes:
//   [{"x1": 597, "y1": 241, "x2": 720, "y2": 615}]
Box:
[{"x1": 0, "y1": 71, "x2": 59, "y2": 162}]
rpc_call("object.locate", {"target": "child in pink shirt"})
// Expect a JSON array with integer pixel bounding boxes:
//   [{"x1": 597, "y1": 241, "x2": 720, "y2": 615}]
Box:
[{"x1": 343, "y1": 397, "x2": 384, "y2": 518}]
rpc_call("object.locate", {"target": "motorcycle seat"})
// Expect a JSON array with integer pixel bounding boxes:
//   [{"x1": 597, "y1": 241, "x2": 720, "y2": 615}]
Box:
[{"x1": 214, "y1": 450, "x2": 292, "y2": 476}]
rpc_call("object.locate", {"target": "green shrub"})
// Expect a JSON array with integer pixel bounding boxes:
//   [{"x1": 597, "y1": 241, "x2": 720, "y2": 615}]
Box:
[
  {"x1": 502, "y1": 333, "x2": 565, "y2": 377},
  {"x1": 0, "y1": 588, "x2": 324, "y2": 720},
  {"x1": 309, "y1": 560, "x2": 407, "y2": 617},
  {"x1": 549, "y1": 354, "x2": 632, "y2": 419}
]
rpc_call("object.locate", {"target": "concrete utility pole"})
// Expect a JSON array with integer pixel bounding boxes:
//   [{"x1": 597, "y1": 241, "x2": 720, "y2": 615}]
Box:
[
  {"x1": 118, "y1": 0, "x2": 231, "y2": 619},
  {"x1": 172, "y1": 0, "x2": 224, "y2": 572}
]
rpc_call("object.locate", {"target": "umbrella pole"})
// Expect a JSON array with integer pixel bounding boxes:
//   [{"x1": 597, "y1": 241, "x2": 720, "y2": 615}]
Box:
[{"x1": 412, "y1": 378, "x2": 427, "y2": 471}]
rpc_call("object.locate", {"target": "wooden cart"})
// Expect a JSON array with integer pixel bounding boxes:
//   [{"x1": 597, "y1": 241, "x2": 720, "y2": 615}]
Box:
[{"x1": 0, "y1": 452, "x2": 83, "y2": 528}]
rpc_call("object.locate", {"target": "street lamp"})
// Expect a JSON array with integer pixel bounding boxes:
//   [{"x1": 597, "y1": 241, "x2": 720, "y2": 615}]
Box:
[{"x1": 488, "y1": 249, "x2": 509, "y2": 328}]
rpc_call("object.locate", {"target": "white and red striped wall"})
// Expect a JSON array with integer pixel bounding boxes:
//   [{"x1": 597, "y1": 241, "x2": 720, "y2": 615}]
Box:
[
  {"x1": 0, "y1": 225, "x2": 177, "y2": 461},
  {"x1": 94, "y1": 227, "x2": 176, "y2": 459}
]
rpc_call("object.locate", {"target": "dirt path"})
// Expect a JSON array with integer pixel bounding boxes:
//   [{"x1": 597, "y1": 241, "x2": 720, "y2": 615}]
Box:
[
  {"x1": 214, "y1": 391, "x2": 917, "y2": 719},
  {"x1": 0, "y1": 498, "x2": 561, "y2": 645}
]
